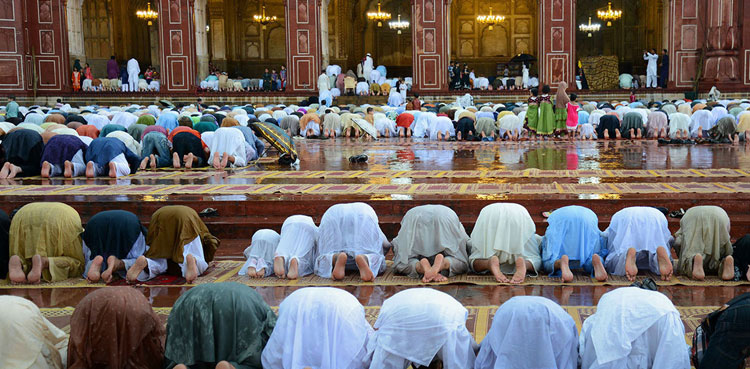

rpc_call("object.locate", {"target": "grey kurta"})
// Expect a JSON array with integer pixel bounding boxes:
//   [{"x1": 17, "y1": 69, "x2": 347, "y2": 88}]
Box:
[
  {"x1": 673, "y1": 205, "x2": 733, "y2": 277},
  {"x1": 392, "y1": 205, "x2": 470, "y2": 278}
]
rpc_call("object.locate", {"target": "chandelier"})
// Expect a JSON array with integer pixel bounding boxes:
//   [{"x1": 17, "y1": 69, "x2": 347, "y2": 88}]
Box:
[
  {"x1": 253, "y1": 3, "x2": 278, "y2": 29},
  {"x1": 579, "y1": 16, "x2": 601, "y2": 37},
  {"x1": 367, "y1": 1, "x2": 391, "y2": 27},
  {"x1": 388, "y1": 14, "x2": 409, "y2": 34},
  {"x1": 476, "y1": 7, "x2": 505, "y2": 31},
  {"x1": 136, "y1": 2, "x2": 158, "y2": 26},
  {"x1": 597, "y1": 2, "x2": 622, "y2": 26}
]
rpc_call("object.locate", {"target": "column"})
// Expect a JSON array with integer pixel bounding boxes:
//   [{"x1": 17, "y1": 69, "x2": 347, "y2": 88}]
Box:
[
  {"x1": 668, "y1": 0, "x2": 704, "y2": 88},
  {"x1": 700, "y1": 0, "x2": 741, "y2": 88},
  {"x1": 538, "y1": 0, "x2": 576, "y2": 88},
  {"x1": 320, "y1": 0, "x2": 330, "y2": 68},
  {"x1": 24, "y1": 0, "x2": 71, "y2": 92},
  {"x1": 743, "y1": 1, "x2": 750, "y2": 86},
  {"x1": 285, "y1": 0, "x2": 321, "y2": 92},
  {"x1": 410, "y1": 0, "x2": 450, "y2": 92},
  {"x1": 0, "y1": 0, "x2": 25, "y2": 93},
  {"x1": 194, "y1": 0, "x2": 209, "y2": 79},
  {"x1": 157, "y1": 0, "x2": 197, "y2": 92},
  {"x1": 65, "y1": 0, "x2": 85, "y2": 64}
]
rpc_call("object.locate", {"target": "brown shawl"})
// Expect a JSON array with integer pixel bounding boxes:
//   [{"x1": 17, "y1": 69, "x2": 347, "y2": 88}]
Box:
[
  {"x1": 144, "y1": 205, "x2": 219, "y2": 263},
  {"x1": 67, "y1": 287, "x2": 165, "y2": 369},
  {"x1": 555, "y1": 81, "x2": 570, "y2": 109}
]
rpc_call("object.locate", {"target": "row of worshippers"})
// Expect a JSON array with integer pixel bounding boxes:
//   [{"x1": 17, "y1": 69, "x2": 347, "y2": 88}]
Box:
[
  {"x1": 318, "y1": 63, "x2": 412, "y2": 102},
  {"x1": 78, "y1": 57, "x2": 160, "y2": 92},
  {"x1": 200, "y1": 66, "x2": 287, "y2": 92},
  {"x1": 238, "y1": 203, "x2": 748, "y2": 284},
  {"x1": 5, "y1": 283, "x2": 750, "y2": 369},
  {"x1": 0, "y1": 106, "x2": 269, "y2": 178},
  {"x1": 449, "y1": 61, "x2": 539, "y2": 91}
]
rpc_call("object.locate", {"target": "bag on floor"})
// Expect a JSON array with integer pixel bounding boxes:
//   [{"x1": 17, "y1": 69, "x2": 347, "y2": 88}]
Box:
[{"x1": 692, "y1": 293, "x2": 750, "y2": 368}]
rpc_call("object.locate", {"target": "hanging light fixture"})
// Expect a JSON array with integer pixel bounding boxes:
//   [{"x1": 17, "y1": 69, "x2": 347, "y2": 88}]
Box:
[
  {"x1": 476, "y1": 6, "x2": 505, "y2": 31},
  {"x1": 136, "y1": 2, "x2": 158, "y2": 26},
  {"x1": 579, "y1": 16, "x2": 601, "y2": 37},
  {"x1": 253, "y1": 2, "x2": 278, "y2": 30},
  {"x1": 367, "y1": 1, "x2": 391, "y2": 27},
  {"x1": 597, "y1": 1, "x2": 622, "y2": 27},
  {"x1": 388, "y1": 13, "x2": 409, "y2": 34}
]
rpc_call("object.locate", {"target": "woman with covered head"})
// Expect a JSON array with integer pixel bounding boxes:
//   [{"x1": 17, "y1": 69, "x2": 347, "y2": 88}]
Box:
[
  {"x1": 0, "y1": 296, "x2": 68, "y2": 369},
  {"x1": 391, "y1": 205, "x2": 470, "y2": 283},
  {"x1": 166, "y1": 283, "x2": 276, "y2": 369},
  {"x1": 273, "y1": 215, "x2": 318, "y2": 280},
  {"x1": 315, "y1": 202, "x2": 389, "y2": 282},
  {"x1": 8, "y1": 202, "x2": 84, "y2": 283},
  {"x1": 261, "y1": 288, "x2": 373, "y2": 369},
  {"x1": 554, "y1": 81, "x2": 570, "y2": 135},
  {"x1": 132, "y1": 205, "x2": 219, "y2": 284},
  {"x1": 67, "y1": 287, "x2": 164, "y2": 369},
  {"x1": 475, "y1": 296, "x2": 578, "y2": 369},
  {"x1": 673, "y1": 206, "x2": 734, "y2": 281},
  {"x1": 541, "y1": 205, "x2": 608, "y2": 282},
  {"x1": 469, "y1": 203, "x2": 542, "y2": 284},
  {"x1": 368, "y1": 288, "x2": 477, "y2": 369}
]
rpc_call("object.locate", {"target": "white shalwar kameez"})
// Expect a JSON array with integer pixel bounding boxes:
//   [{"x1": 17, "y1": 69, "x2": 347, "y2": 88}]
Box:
[
  {"x1": 126, "y1": 58, "x2": 140, "y2": 92},
  {"x1": 368, "y1": 288, "x2": 477, "y2": 369},
  {"x1": 429, "y1": 116, "x2": 455, "y2": 140},
  {"x1": 239, "y1": 229, "x2": 280, "y2": 277},
  {"x1": 209, "y1": 127, "x2": 247, "y2": 168},
  {"x1": 82, "y1": 234, "x2": 168, "y2": 282},
  {"x1": 315, "y1": 203, "x2": 387, "y2": 279},
  {"x1": 275, "y1": 215, "x2": 318, "y2": 277},
  {"x1": 475, "y1": 296, "x2": 578, "y2": 369},
  {"x1": 363, "y1": 54, "x2": 374, "y2": 82},
  {"x1": 579, "y1": 287, "x2": 690, "y2": 369},
  {"x1": 318, "y1": 73, "x2": 330, "y2": 92},
  {"x1": 644, "y1": 52, "x2": 658, "y2": 88},
  {"x1": 261, "y1": 287, "x2": 373, "y2": 369},
  {"x1": 602, "y1": 207, "x2": 674, "y2": 276},
  {"x1": 469, "y1": 203, "x2": 542, "y2": 274},
  {"x1": 522, "y1": 64, "x2": 530, "y2": 88}
]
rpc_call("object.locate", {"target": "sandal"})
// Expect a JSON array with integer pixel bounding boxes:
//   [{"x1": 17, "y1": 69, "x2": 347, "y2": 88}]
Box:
[
  {"x1": 668, "y1": 208, "x2": 685, "y2": 218},
  {"x1": 199, "y1": 208, "x2": 218, "y2": 217}
]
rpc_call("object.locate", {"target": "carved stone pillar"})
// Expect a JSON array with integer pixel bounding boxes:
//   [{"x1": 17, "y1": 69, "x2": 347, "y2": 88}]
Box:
[
  {"x1": 701, "y1": 0, "x2": 741, "y2": 86},
  {"x1": 194, "y1": 0, "x2": 209, "y2": 79},
  {"x1": 157, "y1": 0, "x2": 197, "y2": 92},
  {"x1": 411, "y1": 0, "x2": 450, "y2": 92},
  {"x1": 538, "y1": 0, "x2": 576, "y2": 88},
  {"x1": 285, "y1": 0, "x2": 321, "y2": 92},
  {"x1": 320, "y1": 0, "x2": 330, "y2": 68},
  {"x1": 24, "y1": 0, "x2": 71, "y2": 92}
]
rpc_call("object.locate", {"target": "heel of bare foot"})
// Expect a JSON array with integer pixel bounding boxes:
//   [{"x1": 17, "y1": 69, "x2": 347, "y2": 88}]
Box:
[
  {"x1": 273, "y1": 256, "x2": 286, "y2": 278},
  {"x1": 185, "y1": 153, "x2": 194, "y2": 169},
  {"x1": 126, "y1": 256, "x2": 148, "y2": 283},
  {"x1": 560, "y1": 255, "x2": 574, "y2": 283},
  {"x1": 172, "y1": 152, "x2": 181, "y2": 168},
  {"x1": 8, "y1": 255, "x2": 27, "y2": 284},
  {"x1": 64, "y1": 161, "x2": 73, "y2": 178},
  {"x1": 220, "y1": 152, "x2": 229, "y2": 169},
  {"x1": 355, "y1": 254, "x2": 374, "y2": 282},
  {"x1": 255, "y1": 268, "x2": 265, "y2": 278},
  {"x1": 215, "y1": 361, "x2": 235, "y2": 369},
  {"x1": 41, "y1": 161, "x2": 51, "y2": 178},
  {"x1": 287, "y1": 258, "x2": 299, "y2": 280},
  {"x1": 656, "y1": 246, "x2": 673, "y2": 281},
  {"x1": 722, "y1": 255, "x2": 735, "y2": 281},
  {"x1": 692, "y1": 254, "x2": 705, "y2": 280},
  {"x1": 511, "y1": 256, "x2": 527, "y2": 284},
  {"x1": 431, "y1": 254, "x2": 448, "y2": 282},
  {"x1": 184, "y1": 254, "x2": 198, "y2": 283},
  {"x1": 87, "y1": 255, "x2": 104, "y2": 283},
  {"x1": 101, "y1": 255, "x2": 118, "y2": 283},
  {"x1": 247, "y1": 267, "x2": 257, "y2": 278},
  {"x1": 27, "y1": 254, "x2": 44, "y2": 284},
  {"x1": 489, "y1": 255, "x2": 509, "y2": 283},
  {"x1": 421, "y1": 257, "x2": 437, "y2": 283},
  {"x1": 332, "y1": 252, "x2": 347, "y2": 280},
  {"x1": 212, "y1": 154, "x2": 221, "y2": 169},
  {"x1": 149, "y1": 154, "x2": 157, "y2": 170},
  {"x1": 592, "y1": 254, "x2": 608, "y2": 282},
  {"x1": 108, "y1": 162, "x2": 117, "y2": 178},
  {"x1": 140, "y1": 157, "x2": 150, "y2": 170},
  {"x1": 625, "y1": 247, "x2": 638, "y2": 281},
  {"x1": 86, "y1": 161, "x2": 95, "y2": 178}
]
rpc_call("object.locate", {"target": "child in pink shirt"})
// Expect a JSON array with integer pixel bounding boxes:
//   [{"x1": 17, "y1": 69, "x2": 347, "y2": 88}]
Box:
[{"x1": 566, "y1": 94, "x2": 579, "y2": 140}]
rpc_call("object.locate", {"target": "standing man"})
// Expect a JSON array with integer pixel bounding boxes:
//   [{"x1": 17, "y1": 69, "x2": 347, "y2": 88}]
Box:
[
  {"x1": 318, "y1": 69, "x2": 332, "y2": 107},
  {"x1": 106, "y1": 56, "x2": 119, "y2": 80},
  {"x1": 363, "y1": 53, "x2": 374, "y2": 82},
  {"x1": 126, "y1": 58, "x2": 140, "y2": 92},
  {"x1": 659, "y1": 49, "x2": 669, "y2": 88},
  {"x1": 643, "y1": 49, "x2": 658, "y2": 88},
  {"x1": 6, "y1": 96, "x2": 18, "y2": 119}
]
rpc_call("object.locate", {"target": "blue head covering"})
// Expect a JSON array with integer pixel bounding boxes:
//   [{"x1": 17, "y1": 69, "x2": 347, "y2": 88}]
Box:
[
  {"x1": 156, "y1": 112, "x2": 179, "y2": 131},
  {"x1": 541, "y1": 206, "x2": 606, "y2": 276}
]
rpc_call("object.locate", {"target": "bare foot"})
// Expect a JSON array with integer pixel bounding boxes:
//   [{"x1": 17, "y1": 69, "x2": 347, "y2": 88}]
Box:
[
  {"x1": 149, "y1": 154, "x2": 157, "y2": 170},
  {"x1": 140, "y1": 157, "x2": 150, "y2": 170},
  {"x1": 174, "y1": 365, "x2": 187, "y2": 369},
  {"x1": 87, "y1": 255, "x2": 103, "y2": 283},
  {"x1": 721, "y1": 255, "x2": 735, "y2": 281},
  {"x1": 101, "y1": 255, "x2": 119, "y2": 283},
  {"x1": 247, "y1": 267, "x2": 257, "y2": 278},
  {"x1": 212, "y1": 154, "x2": 221, "y2": 169},
  {"x1": 126, "y1": 255, "x2": 148, "y2": 283},
  {"x1": 625, "y1": 247, "x2": 638, "y2": 281},
  {"x1": 86, "y1": 161, "x2": 95, "y2": 178},
  {"x1": 63, "y1": 161, "x2": 73, "y2": 178},
  {"x1": 692, "y1": 254, "x2": 705, "y2": 280},
  {"x1": 273, "y1": 256, "x2": 286, "y2": 278},
  {"x1": 332, "y1": 252, "x2": 347, "y2": 280},
  {"x1": 431, "y1": 254, "x2": 448, "y2": 282},
  {"x1": 215, "y1": 361, "x2": 236, "y2": 369},
  {"x1": 172, "y1": 152, "x2": 181, "y2": 168},
  {"x1": 489, "y1": 255, "x2": 509, "y2": 283},
  {"x1": 255, "y1": 268, "x2": 265, "y2": 278},
  {"x1": 184, "y1": 254, "x2": 198, "y2": 283},
  {"x1": 108, "y1": 162, "x2": 117, "y2": 178},
  {"x1": 8, "y1": 255, "x2": 27, "y2": 284},
  {"x1": 355, "y1": 254, "x2": 374, "y2": 282},
  {"x1": 560, "y1": 255, "x2": 574, "y2": 283},
  {"x1": 421, "y1": 258, "x2": 437, "y2": 283},
  {"x1": 511, "y1": 256, "x2": 527, "y2": 284},
  {"x1": 656, "y1": 246, "x2": 673, "y2": 281},
  {"x1": 27, "y1": 254, "x2": 44, "y2": 284},
  {"x1": 220, "y1": 152, "x2": 229, "y2": 169},
  {"x1": 0, "y1": 162, "x2": 9, "y2": 178},
  {"x1": 41, "y1": 161, "x2": 51, "y2": 178},
  {"x1": 7, "y1": 164, "x2": 21, "y2": 179},
  {"x1": 287, "y1": 258, "x2": 299, "y2": 280},
  {"x1": 185, "y1": 153, "x2": 194, "y2": 169},
  {"x1": 615, "y1": 129, "x2": 622, "y2": 139},
  {"x1": 592, "y1": 254, "x2": 608, "y2": 282}
]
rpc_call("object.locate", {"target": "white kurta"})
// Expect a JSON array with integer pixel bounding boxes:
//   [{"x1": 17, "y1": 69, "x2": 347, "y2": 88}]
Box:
[
  {"x1": 275, "y1": 215, "x2": 318, "y2": 277},
  {"x1": 579, "y1": 287, "x2": 690, "y2": 369},
  {"x1": 126, "y1": 58, "x2": 140, "y2": 92},
  {"x1": 469, "y1": 203, "x2": 542, "y2": 274},
  {"x1": 602, "y1": 207, "x2": 673, "y2": 276},
  {"x1": 110, "y1": 111, "x2": 137, "y2": 129},
  {"x1": 363, "y1": 55, "x2": 374, "y2": 81},
  {"x1": 429, "y1": 116, "x2": 455, "y2": 140},
  {"x1": 644, "y1": 53, "x2": 658, "y2": 87},
  {"x1": 239, "y1": 229, "x2": 281, "y2": 277},
  {"x1": 522, "y1": 65, "x2": 530, "y2": 88},
  {"x1": 368, "y1": 288, "x2": 477, "y2": 369},
  {"x1": 318, "y1": 73, "x2": 330, "y2": 92},
  {"x1": 209, "y1": 127, "x2": 247, "y2": 167},
  {"x1": 475, "y1": 296, "x2": 578, "y2": 369},
  {"x1": 315, "y1": 203, "x2": 387, "y2": 279},
  {"x1": 261, "y1": 287, "x2": 373, "y2": 369},
  {"x1": 82, "y1": 234, "x2": 167, "y2": 282}
]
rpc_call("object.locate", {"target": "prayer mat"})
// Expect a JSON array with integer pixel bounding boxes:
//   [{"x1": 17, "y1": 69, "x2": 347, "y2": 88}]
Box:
[{"x1": 580, "y1": 55, "x2": 620, "y2": 90}]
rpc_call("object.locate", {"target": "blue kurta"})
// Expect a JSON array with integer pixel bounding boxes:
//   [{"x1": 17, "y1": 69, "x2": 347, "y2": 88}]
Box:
[{"x1": 541, "y1": 205, "x2": 607, "y2": 276}]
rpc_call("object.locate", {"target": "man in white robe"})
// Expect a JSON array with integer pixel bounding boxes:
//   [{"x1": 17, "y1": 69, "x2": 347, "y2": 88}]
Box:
[
  {"x1": 643, "y1": 49, "x2": 658, "y2": 88},
  {"x1": 273, "y1": 215, "x2": 318, "y2": 280},
  {"x1": 522, "y1": 63, "x2": 530, "y2": 88},
  {"x1": 126, "y1": 58, "x2": 140, "y2": 92},
  {"x1": 318, "y1": 70, "x2": 330, "y2": 92},
  {"x1": 580, "y1": 287, "x2": 690, "y2": 369},
  {"x1": 363, "y1": 53, "x2": 374, "y2": 82}
]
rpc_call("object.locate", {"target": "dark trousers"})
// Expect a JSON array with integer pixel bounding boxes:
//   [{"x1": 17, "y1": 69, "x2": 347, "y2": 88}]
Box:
[{"x1": 700, "y1": 297, "x2": 750, "y2": 369}]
